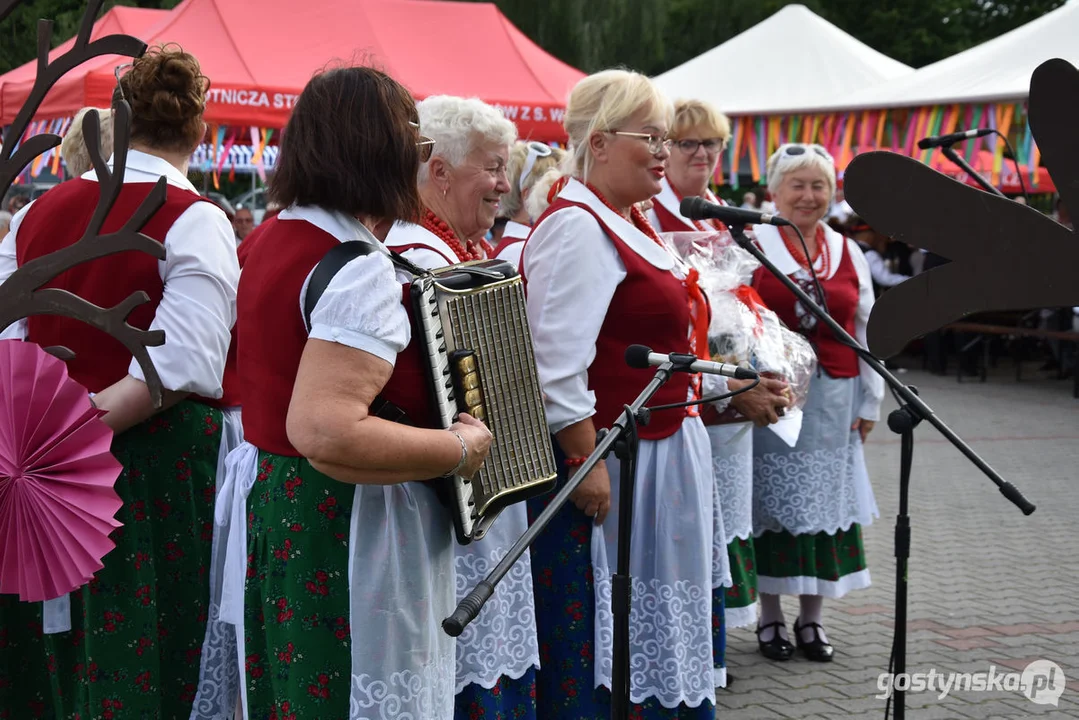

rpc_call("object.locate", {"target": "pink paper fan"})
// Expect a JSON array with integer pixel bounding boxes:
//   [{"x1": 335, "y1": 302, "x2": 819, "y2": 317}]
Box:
[{"x1": 0, "y1": 340, "x2": 124, "y2": 602}]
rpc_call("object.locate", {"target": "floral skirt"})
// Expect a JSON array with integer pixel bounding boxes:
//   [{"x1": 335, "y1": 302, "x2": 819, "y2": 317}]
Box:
[
  {"x1": 0, "y1": 400, "x2": 223, "y2": 720},
  {"x1": 454, "y1": 667, "x2": 537, "y2": 720},
  {"x1": 724, "y1": 536, "x2": 758, "y2": 629},
  {"x1": 243, "y1": 451, "x2": 354, "y2": 720},
  {"x1": 755, "y1": 525, "x2": 870, "y2": 598},
  {"x1": 527, "y1": 446, "x2": 715, "y2": 720}
]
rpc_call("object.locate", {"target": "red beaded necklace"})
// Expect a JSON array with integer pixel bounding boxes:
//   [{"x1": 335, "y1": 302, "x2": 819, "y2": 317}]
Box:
[
  {"x1": 780, "y1": 224, "x2": 829, "y2": 272},
  {"x1": 585, "y1": 181, "x2": 664, "y2": 247},
  {"x1": 421, "y1": 208, "x2": 482, "y2": 263}
]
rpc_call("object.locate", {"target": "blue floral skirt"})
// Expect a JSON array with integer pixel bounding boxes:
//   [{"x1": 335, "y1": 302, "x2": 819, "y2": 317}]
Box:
[{"x1": 526, "y1": 444, "x2": 715, "y2": 720}]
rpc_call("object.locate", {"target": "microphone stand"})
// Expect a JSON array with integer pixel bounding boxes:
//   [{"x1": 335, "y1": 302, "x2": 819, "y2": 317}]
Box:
[
  {"x1": 727, "y1": 223, "x2": 1034, "y2": 720},
  {"x1": 938, "y1": 143, "x2": 1005, "y2": 198},
  {"x1": 444, "y1": 359, "x2": 687, "y2": 720}
]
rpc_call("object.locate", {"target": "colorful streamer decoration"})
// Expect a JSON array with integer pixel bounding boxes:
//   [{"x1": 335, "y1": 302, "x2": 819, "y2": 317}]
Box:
[{"x1": 5, "y1": 100, "x2": 1049, "y2": 193}]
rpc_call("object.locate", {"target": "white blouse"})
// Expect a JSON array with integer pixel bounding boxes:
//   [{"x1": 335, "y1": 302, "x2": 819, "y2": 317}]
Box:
[
  {"x1": 0, "y1": 150, "x2": 239, "y2": 398},
  {"x1": 523, "y1": 178, "x2": 694, "y2": 433},
  {"x1": 288, "y1": 205, "x2": 411, "y2": 364}
]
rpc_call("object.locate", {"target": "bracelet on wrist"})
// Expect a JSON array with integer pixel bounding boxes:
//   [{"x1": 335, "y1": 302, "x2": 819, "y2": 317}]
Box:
[
  {"x1": 447, "y1": 430, "x2": 469, "y2": 476},
  {"x1": 564, "y1": 456, "x2": 588, "y2": 468}
]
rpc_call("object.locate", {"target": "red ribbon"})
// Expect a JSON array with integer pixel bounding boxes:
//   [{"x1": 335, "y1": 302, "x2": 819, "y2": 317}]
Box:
[
  {"x1": 547, "y1": 175, "x2": 570, "y2": 205},
  {"x1": 685, "y1": 268, "x2": 711, "y2": 359},
  {"x1": 683, "y1": 268, "x2": 711, "y2": 416},
  {"x1": 735, "y1": 284, "x2": 767, "y2": 336}
]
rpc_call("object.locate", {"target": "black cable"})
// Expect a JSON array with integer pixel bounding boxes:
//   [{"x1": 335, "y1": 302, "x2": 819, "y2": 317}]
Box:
[
  {"x1": 646, "y1": 377, "x2": 761, "y2": 412},
  {"x1": 994, "y1": 129, "x2": 1029, "y2": 204}
]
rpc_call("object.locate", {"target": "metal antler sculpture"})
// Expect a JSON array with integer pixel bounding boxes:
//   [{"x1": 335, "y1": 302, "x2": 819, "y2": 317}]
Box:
[
  {"x1": 0, "y1": 0, "x2": 169, "y2": 407},
  {"x1": 844, "y1": 59, "x2": 1079, "y2": 359}
]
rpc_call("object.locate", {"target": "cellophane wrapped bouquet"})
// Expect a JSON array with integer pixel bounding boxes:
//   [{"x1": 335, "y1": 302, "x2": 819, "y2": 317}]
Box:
[{"x1": 664, "y1": 229, "x2": 818, "y2": 422}]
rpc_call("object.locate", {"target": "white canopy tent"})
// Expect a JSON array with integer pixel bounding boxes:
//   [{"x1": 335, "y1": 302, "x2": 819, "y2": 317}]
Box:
[
  {"x1": 654, "y1": 4, "x2": 913, "y2": 115},
  {"x1": 830, "y1": 0, "x2": 1079, "y2": 110}
]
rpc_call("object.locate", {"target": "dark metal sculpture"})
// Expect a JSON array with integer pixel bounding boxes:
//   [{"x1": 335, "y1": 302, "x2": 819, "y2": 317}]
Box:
[
  {"x1": 0, "y1": 0, "x2": 169, "y2": 406},
  {"x1": 844, "y1": 59, "x2": 1079, "y2": 359}
]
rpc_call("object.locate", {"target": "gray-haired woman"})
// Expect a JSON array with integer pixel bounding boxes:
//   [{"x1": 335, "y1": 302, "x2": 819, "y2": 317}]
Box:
[
  {"x1": 383, "y1": 95, "x2": 542, "y2": 720},
  {"x1": 750, "y1": 143, "x2": 884, "y2": 663}
]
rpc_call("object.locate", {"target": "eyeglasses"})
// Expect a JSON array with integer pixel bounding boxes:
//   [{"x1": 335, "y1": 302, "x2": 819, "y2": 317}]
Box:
[
  {"x1": 519, "y1": 141, "x2": 552, "y2": 192},
  {"x1": 674, "y1": 138, "x2": 726, "y2": 155},
  {"x1": 609, "y1": 131, "x2": 671, "y2": 155},
  {"x1": 778, "y1": 143, "x2": 833, "y2": 162},
  {"x1": 409, "y1": 121, "x2": 436, "y2": 163},
  {"x1": 114, "y1": 62, "x2": 132, "y2": 104}
]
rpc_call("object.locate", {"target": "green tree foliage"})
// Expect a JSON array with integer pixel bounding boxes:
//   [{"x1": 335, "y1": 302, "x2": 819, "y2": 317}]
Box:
[
  {"x1": 0, "y1": 0, "x2": 182, "y2": 75},
  {"x1": 491, "y1": 0, "x2": 1064, "y2": 75},
  {"x1": 0, "y1": 0, "x2": 1067, "y2": 77}
]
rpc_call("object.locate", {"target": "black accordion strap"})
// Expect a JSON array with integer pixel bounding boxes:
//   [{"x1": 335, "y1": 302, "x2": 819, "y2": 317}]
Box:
[{"x1": 302, "y1": 239, "x2": 413, "y2": 425}]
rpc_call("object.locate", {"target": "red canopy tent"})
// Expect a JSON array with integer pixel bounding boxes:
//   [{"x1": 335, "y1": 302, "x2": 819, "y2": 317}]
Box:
[{"x1": 0, "y1": 0, "x2": 583, "y2": 142}]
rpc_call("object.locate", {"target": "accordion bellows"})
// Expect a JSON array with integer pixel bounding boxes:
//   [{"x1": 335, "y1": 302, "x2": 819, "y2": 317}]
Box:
[{"x1": 411, "y1": 259, "x2": 557, "y2": 544}]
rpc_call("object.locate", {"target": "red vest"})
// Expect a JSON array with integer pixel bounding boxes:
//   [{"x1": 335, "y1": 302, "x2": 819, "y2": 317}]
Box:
[
  {"x1": 237, "y1": 216, "x2": 435, "y2": 457},
  {"x1": 530, "y1": 199, "x2": 693, "y2": 440},
  {"x1": 752, "y1": 237, "x2": 861, "y2": 377},
  {"x1": 16, "y1": 178, "x2": 237, "y2": 405}
]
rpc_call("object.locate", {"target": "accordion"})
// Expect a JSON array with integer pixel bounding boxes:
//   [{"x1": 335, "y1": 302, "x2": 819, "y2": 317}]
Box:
[{"x1": 411, "y1": 259, "x2": 558, "y2": 545}]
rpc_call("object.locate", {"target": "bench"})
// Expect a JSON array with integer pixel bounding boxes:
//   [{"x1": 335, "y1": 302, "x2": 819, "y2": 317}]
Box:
[{"x1": 944, "y1": 321, "x2": 1079, "y2": 398}]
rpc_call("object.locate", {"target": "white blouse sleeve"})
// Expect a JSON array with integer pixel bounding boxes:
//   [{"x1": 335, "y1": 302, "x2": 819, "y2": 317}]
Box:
[
  {"x1": 523, "y1": 207, "x2": 626, "y2": 433},
  {"x1": 306, "y1": 250, "x2": 410, "y2": 366},
  {"x1": 848, "y1": 238, "x2": 885, "y2": 421},
  {"x1": 128, "y1": 201, "x2": 239, "y2": 397},
  {"x1": 701, "y1": 373, "x2": 732, "y2": 413},
  {"x1": 0, "y1": 204, "x2": 31, "y2": 340}
]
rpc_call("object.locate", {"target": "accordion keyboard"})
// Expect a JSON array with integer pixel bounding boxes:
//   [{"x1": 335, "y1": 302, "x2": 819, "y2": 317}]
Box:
[
  {"x1": 414, "y1": 283, "x2": 479, "y2": 538},
  {"x1": 411, "y1": 260, "x2": 557, "y2": 544}
]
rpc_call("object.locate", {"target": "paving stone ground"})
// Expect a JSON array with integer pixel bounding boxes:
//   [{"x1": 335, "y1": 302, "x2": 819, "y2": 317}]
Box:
[{"x1": 716, "y1": 361, "x2": 1079, "y2": 719}]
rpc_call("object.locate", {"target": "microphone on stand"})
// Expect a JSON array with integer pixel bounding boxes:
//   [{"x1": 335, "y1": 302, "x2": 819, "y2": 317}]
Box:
[
  {"x1": 680, "y1": 196, "x2": 792, "y2": 227},
  {"x1": 625, "y1": 344, "x2": 759, "y2": 380},
  {"x1": 916, "y1": 128, "x2": 994, "y2": 149}
]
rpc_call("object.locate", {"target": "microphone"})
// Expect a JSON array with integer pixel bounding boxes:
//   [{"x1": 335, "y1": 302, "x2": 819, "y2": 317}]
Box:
[
  {"x1": 916, "y1": 128, "x2": 994, "y2": 150},
  {"x1": 625, "y1": 344, "x2": 759, "y2": 380},
  {"x1": 680, "y1": 196, "x2": 792, "y2": 227}
]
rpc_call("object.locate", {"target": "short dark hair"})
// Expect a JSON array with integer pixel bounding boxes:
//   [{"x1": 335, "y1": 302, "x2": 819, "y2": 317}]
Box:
[{"x1": 270, "y1": 66, "x2": 422, "y2": 223}]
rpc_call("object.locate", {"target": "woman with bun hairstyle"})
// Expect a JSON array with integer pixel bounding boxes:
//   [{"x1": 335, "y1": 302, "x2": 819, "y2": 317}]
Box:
[{"x1": 0, "y1": 45, "x2": 240, "y2": 717}]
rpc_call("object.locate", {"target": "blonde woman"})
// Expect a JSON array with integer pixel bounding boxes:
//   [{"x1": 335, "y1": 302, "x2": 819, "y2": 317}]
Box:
[
  {"x1": 493, "y1": 140, "x2": 565, "y2": 268},
  {"x1": 523, "y1": 69, "x2": 719, "y2": 719},
  {"x1": 650, "y1": 98, "x2": 790, "y2": 683},
  {"x1": 60, "y1": 107, "x2": 114, "y2": 178},
  {"x1": 750, "y1": 144, "x2": 883, "y2": 662}
]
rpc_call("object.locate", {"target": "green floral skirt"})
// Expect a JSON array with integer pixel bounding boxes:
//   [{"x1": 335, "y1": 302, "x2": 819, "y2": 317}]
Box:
[
  {"x1": 0, "y1": 400, "x2": 223, "y2": 720},
  {"x1": 754, "y1": 524, "x2": 870, "y2": 598},
  {"x1": 243, "y1": 451, "x2": 354, "y2": 720},
  {"x1": 723, "y1": 536, "x2": 759, "y2": 628}
]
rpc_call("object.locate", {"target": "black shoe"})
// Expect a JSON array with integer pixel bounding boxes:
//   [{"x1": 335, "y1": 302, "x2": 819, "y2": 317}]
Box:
[
  {"x1": 794, "y1": 617, "x2": 834, "y2": 662},
  {"x1": 756, "y1": 621, "x2": 794, "y2": 661}
]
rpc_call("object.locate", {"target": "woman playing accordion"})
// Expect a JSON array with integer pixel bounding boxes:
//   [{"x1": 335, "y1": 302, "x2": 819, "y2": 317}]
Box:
[{"x1": 221, "y1": 66, "x2": 492, "y2": 720}]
